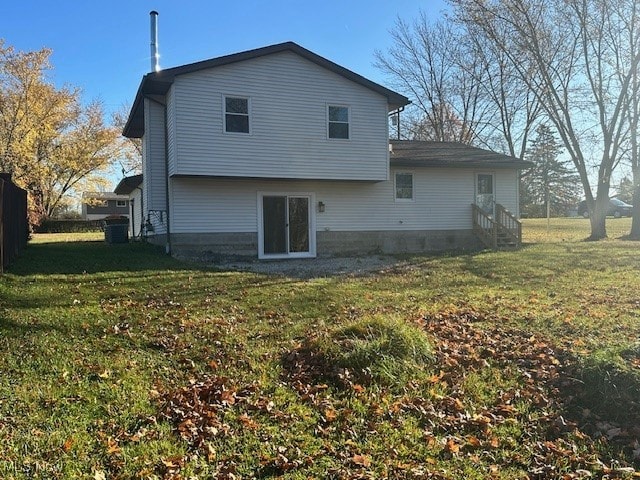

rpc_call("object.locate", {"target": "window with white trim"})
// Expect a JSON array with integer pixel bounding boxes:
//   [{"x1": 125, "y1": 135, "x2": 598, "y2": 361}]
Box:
[
  {"x1": 224, "y1": 96, "x2": 250, "y2": 133},
  {"x1": 395, "y1": 172, "x2": 414, "y2": 201},
  {"x1": 328, "y1": 105, "x2": 349, "y2": 139}
]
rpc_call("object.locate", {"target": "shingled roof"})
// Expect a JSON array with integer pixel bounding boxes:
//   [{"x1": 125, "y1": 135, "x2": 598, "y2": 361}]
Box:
[
  {"x1": 389, "y1": 140, "x2": 532, "y2": 169},
  {"x1": 123, "y1": 42, "x2": 410, "y2": 138}
]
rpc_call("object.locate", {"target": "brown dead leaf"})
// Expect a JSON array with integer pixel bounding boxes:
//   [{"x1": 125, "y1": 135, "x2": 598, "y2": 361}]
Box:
[
  {"x1": 351, "y1": 454, "x2": 372, "y2": 467},
  {"x1": 467, "y1": 436, "x2": 482, "y2": 447},
  {"x1": 106, "y1": 437, "x2": 121, "y2": 455},
  {"x1": 238, "y1": 414, "x2": 258, "y2": 430},
  {"x1": 445, "y1": 438, "x2": 460, "y2": 455},
  {"x1": 62, "y1": 437, "x2": 73, "y2": 452},
  {"x1": 220, "y1": 389, "x2": 236, "y2": 405},
  {"x1": 351, "y1": 384, "x2": 365, "y2": 393},
  {"x1": 162, "y1": 455, "x2": 185, "y2": 469},
  {"x1": 324, "y1": 408, "x2": 338, "y2": 422}
]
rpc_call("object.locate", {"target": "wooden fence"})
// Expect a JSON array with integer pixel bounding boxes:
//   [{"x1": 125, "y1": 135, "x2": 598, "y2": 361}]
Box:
[{"x1": 0, "y1": 173, "x2": 28, "y2": 273}]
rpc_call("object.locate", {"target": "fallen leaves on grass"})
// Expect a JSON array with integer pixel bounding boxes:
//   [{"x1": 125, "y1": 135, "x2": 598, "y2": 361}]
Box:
[
  {"x1": 157, "y1": 305, "x2": 640, "y2": 478},
  {"x1": 280, "y1": 305, "x2": 640, "y2": 477},
  {"x1": 160, "y1": 376, "x2": 243, "y2": 447},
  {"x1": 422, "y1": 306, "x2": 640, "y2": 478}
]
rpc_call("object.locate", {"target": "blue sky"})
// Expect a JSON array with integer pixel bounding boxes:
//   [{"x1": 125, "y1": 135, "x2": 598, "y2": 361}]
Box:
[{"x1": 1, "y1": 1, "x2": 447, "y2": 118}]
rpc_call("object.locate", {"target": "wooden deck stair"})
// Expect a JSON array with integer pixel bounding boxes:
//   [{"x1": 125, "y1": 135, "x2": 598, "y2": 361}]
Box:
[{"x1": 472, "y1": 203, "x2": 522, "y2": 250}]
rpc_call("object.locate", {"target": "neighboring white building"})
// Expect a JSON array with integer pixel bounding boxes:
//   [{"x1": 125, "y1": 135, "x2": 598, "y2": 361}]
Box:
[
  {"x1": 81, "y1": 192, "x2": 130, "y2": 221},
  {"x1": 113, "y1": 174, "x2": 143, "y2": 238},
  {"x1": 123, "y1": 42, "x2": 530, "y2": 259}
]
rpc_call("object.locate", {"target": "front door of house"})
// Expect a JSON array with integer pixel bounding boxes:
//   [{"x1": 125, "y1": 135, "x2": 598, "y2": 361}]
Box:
[
  {"x1": 476, "y1": 173, "x2": 495, "y2": 216},
  {"x1": 259, "y1": 194, "x2": 315, "y2": 258}
]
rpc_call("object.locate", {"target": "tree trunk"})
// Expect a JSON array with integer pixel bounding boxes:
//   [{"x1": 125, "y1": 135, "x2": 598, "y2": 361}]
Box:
[
  {"x1": 630, "y1": 179, "x2": 640, "y2": 239},
  {"x1": 588, "y1": 189, "x2": 609, "y2": 240}
]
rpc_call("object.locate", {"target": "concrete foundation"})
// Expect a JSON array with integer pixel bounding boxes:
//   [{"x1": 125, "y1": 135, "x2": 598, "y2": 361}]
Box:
[
  {"x1": 317, "y1": 229, "x2": 481, "y2": 256},
  {"x1": 161, "y1": 229, "x2": 481, "y2": 260}
]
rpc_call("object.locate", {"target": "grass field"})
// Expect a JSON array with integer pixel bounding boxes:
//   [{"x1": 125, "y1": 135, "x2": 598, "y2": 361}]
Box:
[{"x1": 1, "y1": 218, "x2": 639, "y2": 479}]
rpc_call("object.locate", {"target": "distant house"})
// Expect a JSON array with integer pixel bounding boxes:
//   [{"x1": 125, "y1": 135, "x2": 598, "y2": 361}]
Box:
[
  {"x1": 81, "y1": 192, "x2": 129, "y2": 221},
  {"x1": 122, "y1": 41, "x2": 530, "y2": 259},
  {"x1": 114, "y1": 174, "x2": 143, "y2": 238}
]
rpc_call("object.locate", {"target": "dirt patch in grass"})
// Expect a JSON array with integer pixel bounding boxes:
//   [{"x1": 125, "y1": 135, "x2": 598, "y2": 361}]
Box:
[{"x1": 182, "y1": 253, "x2": 426, "y2": 279}]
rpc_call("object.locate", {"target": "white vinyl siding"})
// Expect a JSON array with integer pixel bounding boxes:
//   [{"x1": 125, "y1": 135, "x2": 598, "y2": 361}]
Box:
[
  {"x1": 166, "y1": 86, "x2": 177, "y2": 176},
  {"x1": 129, "y1": 187, "x2": 143, "y2": 238},
  {"x1": 494, "y1": 169, "x2": 519, "y2": 217},
  {"x1": 142, "y1": 98, "x2": 167, "y2": 235},
  {"x1": 169, "y1": 169, "x2": 520, "y2": 234},
  {"x1": 169, "y1": 51, "x2": 389, "y2": 181}
]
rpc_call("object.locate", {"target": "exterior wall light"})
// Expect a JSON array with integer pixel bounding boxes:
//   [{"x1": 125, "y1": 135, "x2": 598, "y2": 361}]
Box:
[{"x1": 318, "y1": 201, "x2": 326, "y2": 212}]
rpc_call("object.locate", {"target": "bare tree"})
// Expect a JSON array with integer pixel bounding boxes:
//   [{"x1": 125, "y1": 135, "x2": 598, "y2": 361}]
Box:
[
  {"x1": 614, "y1": 1, "x2": 640, "y2": 239},
  {"x1": 464, "y1": 21, "x2": 541, "y2": 159},
  {"x1": 375, "y1": 15, "x2": 493, "y2": 144},
  {"x1": 376, "y1": 10, "x2": 541, "y2": 168},
  {"x1": 451, "y1": 0, "x2": 640, "y2": 240}
]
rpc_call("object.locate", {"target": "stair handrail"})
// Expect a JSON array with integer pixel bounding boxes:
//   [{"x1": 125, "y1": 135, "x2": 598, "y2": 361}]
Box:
[
  {"x1": 495, "y1": 204, "x2": 522, "y2": 247},
  {"x1": 472, "y1": 203, "x2": 498, "y2": 249}
]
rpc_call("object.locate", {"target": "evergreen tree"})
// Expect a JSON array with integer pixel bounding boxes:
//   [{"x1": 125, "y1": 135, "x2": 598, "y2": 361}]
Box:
[
  {"x1": 521, "y1": 124, "x2": 581, "y2": 217},
  {"x1": 616, "y1": 176, "x2": 634, "y2": 204}
]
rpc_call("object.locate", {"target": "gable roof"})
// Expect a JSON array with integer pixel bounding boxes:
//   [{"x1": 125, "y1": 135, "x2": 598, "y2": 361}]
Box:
[
  {"x1": 114, "y1": 174, "x2": 143, "y2": 195},
  {"x1": 123, "y1": 41, "x2": 410, "y2": 138},
  {"x1": 389, "y1": 140, "x2": 532, "y2": 169}
]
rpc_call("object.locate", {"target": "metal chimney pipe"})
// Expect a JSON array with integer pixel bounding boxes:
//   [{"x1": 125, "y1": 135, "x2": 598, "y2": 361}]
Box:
[{"x1": 150, "y1": 10, "x2": 160, "y2": 72}]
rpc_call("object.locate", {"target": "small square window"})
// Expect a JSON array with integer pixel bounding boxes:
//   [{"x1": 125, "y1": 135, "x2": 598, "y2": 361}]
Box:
[
  {"x1": 116, "y1": 200, "x2": 127, "y2": 207},
  {"x1": 395, "y1": 172, "x2": 413, "y2": 201},
  {"x1": 328, "y1": 105, "x2": 349, "y2": 139},
  {"x1": 224, "y1": 96, "x2": 250, "y2": 133}
]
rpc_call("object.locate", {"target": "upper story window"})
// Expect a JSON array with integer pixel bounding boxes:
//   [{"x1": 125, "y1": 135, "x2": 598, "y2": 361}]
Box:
[
  {"x1": 395, "y1": 172, "x2": 414, "y2": 201},
  {"x1": 224, "y1": 96, "x2": 250, "y2": 134},
  {"x1": 116, "y1": 200, "x2": 127, "y2": 207},
  {"x1": 328, "y1": 105, "x2": 350, "y2": 139}
]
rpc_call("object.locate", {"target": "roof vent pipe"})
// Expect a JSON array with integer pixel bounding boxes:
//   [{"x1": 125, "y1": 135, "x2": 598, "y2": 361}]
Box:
[{"x1": 150, "y1": 10, "x2": 160, "y2": 72}]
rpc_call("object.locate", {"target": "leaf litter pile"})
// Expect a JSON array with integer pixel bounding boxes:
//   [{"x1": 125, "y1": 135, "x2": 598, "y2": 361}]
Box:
[{"x1": 160, "y1": 306, "x2": 640, "y2": 479}]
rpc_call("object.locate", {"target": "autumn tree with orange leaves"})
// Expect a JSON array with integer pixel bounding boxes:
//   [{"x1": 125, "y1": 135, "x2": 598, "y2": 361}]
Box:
[{"x1": 0, "y1": 40, "x2": 121, "y2": 223}]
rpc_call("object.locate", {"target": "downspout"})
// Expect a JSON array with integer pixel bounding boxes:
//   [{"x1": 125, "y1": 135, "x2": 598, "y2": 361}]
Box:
[
  {"x1": 388, "y1": 106, "x2": 405, "y2": 140},
  {"x1": 163, "y1": 105, "x2": 171, "y2": 255},
  {"x1": 130, "y1": 198, "x2": 135, "y2": 238},
  {"x1": 516, "y1": 169, "x2": 521, "y2": 219},
  {"x1": 134, "y1": 185, "x2": 143, "y2": 238}
]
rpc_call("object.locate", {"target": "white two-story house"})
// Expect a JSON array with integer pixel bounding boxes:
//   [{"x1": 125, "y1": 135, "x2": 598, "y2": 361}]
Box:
[{"x1": 123, "y1": 42, "x2": 530, "y2": 259}]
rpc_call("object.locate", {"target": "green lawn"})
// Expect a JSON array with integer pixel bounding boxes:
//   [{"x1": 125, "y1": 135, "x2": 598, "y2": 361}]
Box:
[{"x1": 1, "y1": 219, "x2": 639, "y2": 479}]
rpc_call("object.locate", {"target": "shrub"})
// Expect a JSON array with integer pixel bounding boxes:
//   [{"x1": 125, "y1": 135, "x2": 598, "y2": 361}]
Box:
[{"x1": 35, "y1": 219, "x2": 104, "y2": 233}]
